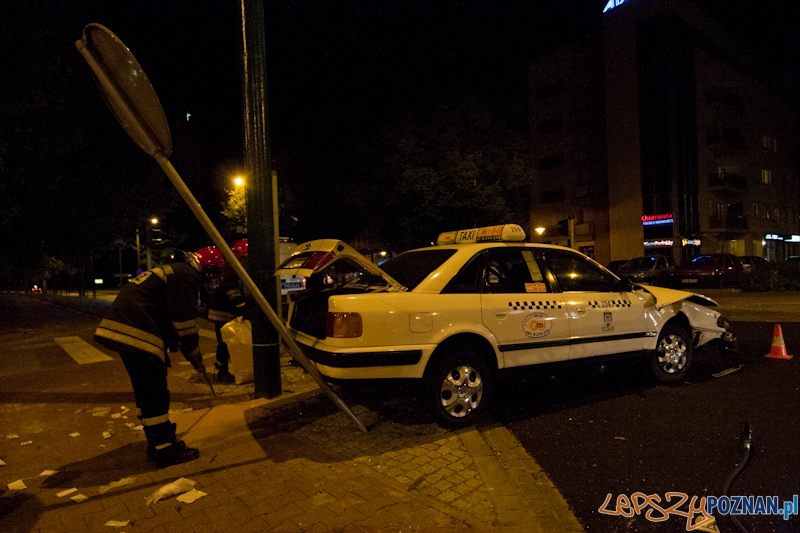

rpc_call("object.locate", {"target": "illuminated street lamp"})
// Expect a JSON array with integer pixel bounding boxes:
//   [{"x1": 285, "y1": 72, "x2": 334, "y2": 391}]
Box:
[
  {"x1": 233, "y1": 175, "x2": 245, "y2": 188},
  {"x1": 535, "y1": 227, "x2": 546, "y2": 236}
]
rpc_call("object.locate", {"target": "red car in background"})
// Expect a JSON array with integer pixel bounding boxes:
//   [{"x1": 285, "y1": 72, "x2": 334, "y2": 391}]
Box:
[{"x1": 672, "y1": 254, "x2": 743, "y2": 288}]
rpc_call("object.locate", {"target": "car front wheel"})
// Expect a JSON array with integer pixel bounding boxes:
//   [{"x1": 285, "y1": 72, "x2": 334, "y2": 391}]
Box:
[
  {"x1": 424, "y1": 345, "x2": 493, "y2": 429},
  {"x1": 651, "y1": 323, "x2": 693, "y2": 382}
]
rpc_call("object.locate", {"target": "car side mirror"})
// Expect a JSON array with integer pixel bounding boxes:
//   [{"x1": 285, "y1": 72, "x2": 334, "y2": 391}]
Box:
[{"x1": 617, "y1": 277, "x2": 635, "y2": 292}]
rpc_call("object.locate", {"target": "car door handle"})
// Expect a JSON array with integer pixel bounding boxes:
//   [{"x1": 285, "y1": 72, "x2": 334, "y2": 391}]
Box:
[
  {"x1": 576, "y1": 306, "x2": 587, "y2": 315},
  {"x1": 495, "y1": 310, "x2": 508, "y2": 319}
]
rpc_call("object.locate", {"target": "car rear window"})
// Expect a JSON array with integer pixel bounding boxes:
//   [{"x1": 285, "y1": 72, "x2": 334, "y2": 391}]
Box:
[{"x1": 380, "y1": 249, "x2": 457, "y2": 290}]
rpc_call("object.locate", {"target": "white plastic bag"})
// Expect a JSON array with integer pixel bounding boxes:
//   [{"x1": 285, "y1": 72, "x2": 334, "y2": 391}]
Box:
[
  {"x1": 220, "y1": 317, "x2": 254, "y2": 384},
  {"x1": 146, "y1": 477, "x2": 196, "y2": 505}
]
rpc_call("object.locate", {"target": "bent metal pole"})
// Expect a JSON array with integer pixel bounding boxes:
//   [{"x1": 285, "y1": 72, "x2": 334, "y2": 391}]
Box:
[
  {"x1": 154, "y1": 153, "x2": 367, "y2": 434},
  {"x1": 75, "y1": 26, "x2": 367, "y2": 434}
]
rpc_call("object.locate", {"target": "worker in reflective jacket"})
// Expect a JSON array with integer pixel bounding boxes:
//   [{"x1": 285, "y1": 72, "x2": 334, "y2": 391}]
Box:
[
  {"x1": 94, "y1": 253, "x2": 212, "y2": 467},
  {"x1": 201, "y1": 240, "x2": 249, "y2": 383}
]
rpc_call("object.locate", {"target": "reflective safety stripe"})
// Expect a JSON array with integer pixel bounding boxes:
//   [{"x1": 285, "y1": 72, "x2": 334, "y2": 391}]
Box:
[
  {"x1": 152, "y1": 267, "x2": 167, "y2": 283},
  {"x1": 172, "y1": 319, "x2": 199, "y2": 337},
  {"x1": 208, "y1": 309, "x2": 236, "y2": 323},
  {"x1": 95, "y1": 320, "x2": 165, "y2": 361},
  {"x1": 226, "y1": 288, "x2": 242, "y2": 299},
  {"x1": 155, "y1": 442, "x2": 172, "y2": 450},
  {"x1": 141, "y1": 413, "x2": 170, "y2": 426}
]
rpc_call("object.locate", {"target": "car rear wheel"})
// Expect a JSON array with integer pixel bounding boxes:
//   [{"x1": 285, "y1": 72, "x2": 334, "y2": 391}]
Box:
[
  {"x1": 651, "y1": 323, "x2": 693, "y2": 382},
  {"x1": 424, "y1": 345, "x2": 493, "y2": 429}
]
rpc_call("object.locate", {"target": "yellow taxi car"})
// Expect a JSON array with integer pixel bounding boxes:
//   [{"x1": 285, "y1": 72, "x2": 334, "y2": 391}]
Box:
[{"x1": 276, "y1": 224, "x2": 735, "y2": 428}]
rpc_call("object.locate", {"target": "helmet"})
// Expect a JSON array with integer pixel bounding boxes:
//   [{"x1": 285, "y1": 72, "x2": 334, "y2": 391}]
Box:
[
  {"x1": 232, "y1": 239, "x2": 248, "y2": 259},
  {"x1": 194, "y1": 246, "x2": 225, "y2": 271}
]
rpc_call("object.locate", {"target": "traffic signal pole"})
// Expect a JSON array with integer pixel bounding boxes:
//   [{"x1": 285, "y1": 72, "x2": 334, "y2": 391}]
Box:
[{"x1": 241, "y1": 0, "x2": 281, "y2": 399}]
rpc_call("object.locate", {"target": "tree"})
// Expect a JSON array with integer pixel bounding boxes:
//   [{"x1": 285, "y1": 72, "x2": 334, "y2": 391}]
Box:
[{"x1": 349, "y1": 90, "x2": 533, "y2": 251}]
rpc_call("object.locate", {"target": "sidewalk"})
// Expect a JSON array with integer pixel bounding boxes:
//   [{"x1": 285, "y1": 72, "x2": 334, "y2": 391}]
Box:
[{"x1": 0, "y1": 334, "x2": 583, "y2": 533}]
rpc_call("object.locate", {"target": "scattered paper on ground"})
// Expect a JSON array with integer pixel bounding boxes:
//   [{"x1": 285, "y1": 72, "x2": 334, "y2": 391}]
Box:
[
  {"x1": 57, "y1": 488, "x2": 78, "y2": 497},
  {"x1": 100, "y1": 477, "x2": 136, "y2": 494},
  {"x1": 102, "y1": 431, "x2": 112, "y2": 439},
  {"x1": 146, "y1": 477, "x2": 196, "y2": 505},
  {"x1": 20, "y1": 441, "x2": 32, "y2": 446},
  {"x1": 0, "y1": 459, "x2": 6, "y2": 466},
  {"x1": 39, "y1": 470, "x2": 58, "y2": 476},
  {"x1": 176, "y1": 489, "x2": 207, "y2": 503},
  {"x1": 8, "y1": 480, "x2": 27, "y2": 491},
  {"x1": 6, "y1": 434, "x2": 19, "y2": 439},
  {"x1": 69, "y1": 432, "x2": 80, "y2": 438},
  {"x1": 104, "y1": 520, "x2": 130, "y2": 527},
  {"x1": 168, "y1": 408, "x2": 193, "y2": 415},
  {"x1": 92, "y1": 407, "x2": 111, "y2": 417},
  {"x1": 70, "y1": 494, "x2": 88, "y2": 502}
]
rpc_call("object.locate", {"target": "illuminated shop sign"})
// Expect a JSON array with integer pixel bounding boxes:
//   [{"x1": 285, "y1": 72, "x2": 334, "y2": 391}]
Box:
[
  {"x1": 603, "y1": 0, "x2": 630, "y2": 13},
  {"x1": 682, "y1": 239, "x2": 702, "y2": 247},
  {"x1": 765, "y1": 234, "x2": 783, "y2": 240},
  {"x1": 641, "y1": 214, "x2": 674, "y2": 226},
  {"x1": 644, "y1": 240, "x2": 674, "y2": 247},
  {"x1": 787, "y1": 235, "x2": 800, "y2": 242}
]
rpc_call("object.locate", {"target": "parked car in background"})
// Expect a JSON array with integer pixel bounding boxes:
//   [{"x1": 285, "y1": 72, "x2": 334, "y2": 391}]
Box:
[
  {"x1": 738, "y1": 255, "x2": 767, "y2": 271},
  {"x1": 785, "y1": 256, "x2": 800, "y2": 262},
  {"x1": 617, "y1": 256, "x2": 675, "y2": 286},
  {"x1": 672, "y1": 254, "x2": 743, "y2": 288},
  {"x1": 606, "y1": 259, "x2": 628, "y2": 276}
]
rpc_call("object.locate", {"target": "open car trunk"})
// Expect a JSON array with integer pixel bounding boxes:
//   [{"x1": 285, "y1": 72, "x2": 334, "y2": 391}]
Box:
[{"x1": 275, "y1": 239, "x2": 405, "y2": 339}]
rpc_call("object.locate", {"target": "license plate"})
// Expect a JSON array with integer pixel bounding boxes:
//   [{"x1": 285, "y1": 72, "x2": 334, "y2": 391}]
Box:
[{"x1": 681, "y1": 279, "x2": 698, "y2": 284}]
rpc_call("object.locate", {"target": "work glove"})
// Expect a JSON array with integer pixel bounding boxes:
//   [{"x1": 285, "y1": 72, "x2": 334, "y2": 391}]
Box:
[{"x1": 184, "y1": 347, "x2": 205, "y2": 373}]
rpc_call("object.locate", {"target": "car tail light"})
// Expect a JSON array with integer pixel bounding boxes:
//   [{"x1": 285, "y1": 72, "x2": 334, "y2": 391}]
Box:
[{"x1": 326, "y1": 312, "x2": 363, "y2": 338}]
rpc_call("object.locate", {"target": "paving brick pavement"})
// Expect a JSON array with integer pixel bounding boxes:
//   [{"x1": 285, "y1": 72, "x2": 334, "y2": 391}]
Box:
[{"x1": 0, "y1": 338, "x2": 583, "y2": 533}]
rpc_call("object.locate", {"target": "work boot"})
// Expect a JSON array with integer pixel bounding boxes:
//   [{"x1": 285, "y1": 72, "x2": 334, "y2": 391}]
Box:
[
  {"x1": 144, "y1": 422, "x2": 199, "y2": 467},
  {"x1": 214, "y1": 362, "x2": 235, "y2": 383}
]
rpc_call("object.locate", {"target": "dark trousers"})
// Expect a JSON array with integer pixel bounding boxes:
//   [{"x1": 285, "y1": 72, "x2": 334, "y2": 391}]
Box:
[
  {"x1": 214, "y1": 322, "x2": 230, "y2": 365},
  {"x1": 118, "y1": 349, "x2": 170, "y2": 425}
]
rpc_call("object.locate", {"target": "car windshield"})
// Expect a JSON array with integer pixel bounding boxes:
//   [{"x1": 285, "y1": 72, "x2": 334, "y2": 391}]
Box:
[
  {"x1": 624, "y1": 257, "x2": 657, "y2": 268},
  {"x1": 380, "y1": 249, "x2": 457, "y2": 290},
  {"x1": 691, "y1": 255, "x2": 722, "y2": 266}
]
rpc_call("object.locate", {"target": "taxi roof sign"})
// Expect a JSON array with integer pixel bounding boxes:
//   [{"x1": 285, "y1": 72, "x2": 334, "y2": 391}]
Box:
[{"x1": 436, "y1": 224, "x2": 527, "y2": 245}]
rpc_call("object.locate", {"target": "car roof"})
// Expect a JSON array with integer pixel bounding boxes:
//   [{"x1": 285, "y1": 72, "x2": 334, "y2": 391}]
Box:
[{"x1": 400, "y1": 241, "x2": 599, "y2": 293}]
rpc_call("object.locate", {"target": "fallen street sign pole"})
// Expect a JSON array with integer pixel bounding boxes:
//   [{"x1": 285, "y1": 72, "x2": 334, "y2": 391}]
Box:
[{"x1": 75, "y1": 23, "x2": 367, "y2": 434}]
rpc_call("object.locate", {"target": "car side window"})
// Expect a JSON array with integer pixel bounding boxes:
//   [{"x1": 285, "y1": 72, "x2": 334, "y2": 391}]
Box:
[
  {"x1": 442, "y1": 253, "x2": 485, "y2": 294},
  {"x1": 542, "y1": 250, "x2": 617, "y2": 292},
  {"x1": 482, "y1": 249, "x2": 549, "y2": 294}
]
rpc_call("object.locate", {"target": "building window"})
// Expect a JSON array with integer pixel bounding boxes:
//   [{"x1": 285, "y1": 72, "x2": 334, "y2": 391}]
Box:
[
  {"x1": 540, "y1": 188, "x2": 566, "y2": 204},
  {"x1": 761, "y1": 169, "x2": 772, "y2": 185},
  {"x1": 539, "y1": 153, "x2": 565, "y2": 171},
  {"x1": 762, "y1": 134, "x2": 778, "y2": 152}
]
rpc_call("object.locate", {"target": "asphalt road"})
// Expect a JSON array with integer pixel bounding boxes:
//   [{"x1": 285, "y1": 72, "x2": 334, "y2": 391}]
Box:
[
  {"x1": 496, "y1": 292, "x2": 800, "y2": 533},
  {"x1": 2, "y1": 291, "x2": 798, "y2": 533}
]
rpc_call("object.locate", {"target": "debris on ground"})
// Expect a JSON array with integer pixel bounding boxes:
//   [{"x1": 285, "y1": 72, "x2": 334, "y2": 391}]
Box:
[
  {"x1": 146, "y1": 477, "x2": 196, "y2": 505},
  {"x1": 176, "y1": 488, "x2": 207, "y2": 503},
  {"x1": 100, "y1": 477, "x2": 136, "y2": 494}
]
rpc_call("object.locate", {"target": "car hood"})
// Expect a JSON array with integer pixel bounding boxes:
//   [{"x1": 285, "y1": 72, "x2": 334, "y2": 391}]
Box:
[
  {"x1": 274, "y1": 239, "x2": 406, "y2": 291},
  {"x1": 637, "y1": 284, "x2": 718, "y2": 308}
]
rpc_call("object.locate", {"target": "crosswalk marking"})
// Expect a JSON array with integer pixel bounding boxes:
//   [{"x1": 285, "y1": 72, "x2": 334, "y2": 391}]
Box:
[{"x1": 54, "y1": 336, "x2": 113, "y2": 364}]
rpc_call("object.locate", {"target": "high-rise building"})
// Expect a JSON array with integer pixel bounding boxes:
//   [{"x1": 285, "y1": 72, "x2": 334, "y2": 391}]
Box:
[{"x1": 528, "y1": 0, "x2": 800, "y2": 265}]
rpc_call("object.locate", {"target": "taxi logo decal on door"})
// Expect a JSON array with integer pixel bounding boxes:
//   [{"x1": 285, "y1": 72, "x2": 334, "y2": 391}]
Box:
[
  {"x1": 602, "y1": 312, "x2": 614, "y2": 332},
  {"x1": 509, "y1": 301, "x2": 563, "y2": 311},
  {"x1": 522, "y1": 313, "x2": 552, "y2": 338}
]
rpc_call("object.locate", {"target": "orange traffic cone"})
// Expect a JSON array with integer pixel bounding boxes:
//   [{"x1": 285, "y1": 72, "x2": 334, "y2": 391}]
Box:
[{"x1": 765, "y1": 324, "x2": 793, "y2": 360}]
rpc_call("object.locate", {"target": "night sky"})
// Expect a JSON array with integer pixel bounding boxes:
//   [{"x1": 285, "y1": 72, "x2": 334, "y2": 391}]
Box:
[{"x1": 9, "y1": 0, "x2": 800, "y2": 243}]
